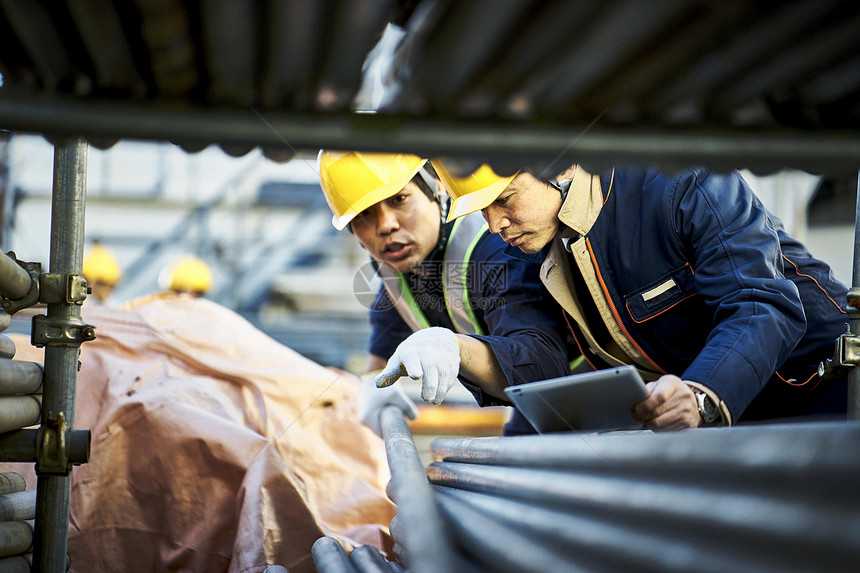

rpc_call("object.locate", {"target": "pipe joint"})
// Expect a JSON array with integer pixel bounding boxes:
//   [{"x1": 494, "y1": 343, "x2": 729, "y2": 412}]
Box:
[
  {"x1": 31, "y1": 315, "x2": 96, "y2": 349},
  {"x1": 39, "y1": 273, "x2": 89, "y2": 305},
  {"x1": 818, "y1": 330, "x2": 860, "y2": 379}
]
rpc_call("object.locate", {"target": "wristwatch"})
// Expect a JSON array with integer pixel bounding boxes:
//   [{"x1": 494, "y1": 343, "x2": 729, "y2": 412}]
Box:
[{"x1": 695, "y1": 391, "x2": 721, "y2": 425}]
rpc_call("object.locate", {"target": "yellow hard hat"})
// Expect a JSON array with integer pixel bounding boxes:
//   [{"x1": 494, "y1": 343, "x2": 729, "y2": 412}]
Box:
[
  {"x1": 169, "y1": 256, "x2": 212, "y2": 294},
  {"x1": 431, "y1": 159, "x2": 518, "y2": 222},
  {"x1": 318, "y1": 150, "x2": 428, "y2": 230},
  {"x1": 82, "y1": 244, "x2": 122, "y2": 285}
]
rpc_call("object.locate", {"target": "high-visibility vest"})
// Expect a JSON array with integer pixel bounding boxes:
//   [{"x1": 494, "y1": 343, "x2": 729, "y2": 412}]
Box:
[{"x1": 377, "y1": 212, "x2": 489, "y2": 336}]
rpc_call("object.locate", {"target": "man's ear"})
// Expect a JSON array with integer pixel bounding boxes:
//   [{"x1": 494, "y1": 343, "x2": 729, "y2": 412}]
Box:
[{"x1": 555, "y1": 164, "x2": 577, "y2": 182}]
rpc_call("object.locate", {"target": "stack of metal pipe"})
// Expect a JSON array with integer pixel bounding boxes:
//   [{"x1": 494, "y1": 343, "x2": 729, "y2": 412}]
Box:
[
  {"x1": 426, "y1": 422, "x2": 860, "y2": 572},
  {"x1": 0, "y1": 472, "x2": 36, "y2": 572},
  {"x1": 0, "y1": 256, "x2": 42, "y2": 569},
  {"x1": 313, "y1": 408, "x2": 860, "y2": 571},
  {"x1": 0, "y1": 307, "x2": 40, "y2": 571}
]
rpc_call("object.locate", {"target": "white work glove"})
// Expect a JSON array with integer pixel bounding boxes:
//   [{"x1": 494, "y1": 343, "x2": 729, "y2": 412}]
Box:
[
  {"x1": 374, "y1": 327, "x2": 461, "y2": 406},
  {"x1": 358, "y1": 372, "x2": 419, "y2": 437}
]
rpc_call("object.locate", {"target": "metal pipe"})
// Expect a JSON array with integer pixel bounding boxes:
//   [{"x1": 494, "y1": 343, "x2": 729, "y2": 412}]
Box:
[
  {"x1": 0, "y1": 360, "x2": 43, "y2": 395},
  {"x1": 387, "y1": 514, "x2": 408, "y2": 569},
  {"x1": 848, "y1": 169, "x2": 860, "y2": 420},
  {"x1": 433, "y1": 484, "x2": 811, "y2": 573},
  {"x1": 0, "y1": 554, "x2": 31, "y2": 573},
  {"x1": 0, "y1": 429, "x2": 87, "y2": 465},
  {"x1": 429, "y1": 422, "x2": 860, "y2": 479},
  {"x1": 0, "y1": 490, "x2": 36, "y2": 522},
  {"x1": 0, "y1": 253, "x2": 31, "y2": 301},
  {"x1": 0, "y1": 520, "x2": 34, "y2": 558},
  {"x1": 0, "y1": 473, "x2": 26, "y2": 496},
  {"x1": 427, "y1": 460, "x2": 860, "y2": 569},
  {"x1": 0, "y1": 395, "x2": 41, "y2": 433},
  {"x1": 1, "y1": 94, "x2": 860, "y2": 175},
  {"x1": 0, "y1": 430, "x2": 89, "y2": 464},
  {"x1": 34, "y1": 137, "x2": 87, "y2": 573},
  {"x1": 379, "y1": 405, "x2": 459, "y2": 573},
  {"x1": 431, "y1": 486, "x2": 583, "y2": 573},
  {"x1": 348, "y1": 544, "x2": 393, "y2": 573},
  {"x1": 311, "y1": 536, "x2": 357, "y2": 573},
  {"x1": 0, "y1": 335, "x2": 17, "y2": 359}
]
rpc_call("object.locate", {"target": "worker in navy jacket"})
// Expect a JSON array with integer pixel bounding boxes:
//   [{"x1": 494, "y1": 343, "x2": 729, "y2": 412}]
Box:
[
  {"x1": 433, "y1": 160, "x2": 848, "y2": 429},
  {"x1": 318, "y1": 151, "x2": 570, "y2": 435}
]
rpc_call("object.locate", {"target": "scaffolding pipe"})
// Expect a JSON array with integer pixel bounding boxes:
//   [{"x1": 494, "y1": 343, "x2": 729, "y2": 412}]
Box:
[
  {"x1": 311, "y1": 536, "x2": 358, "y2": 573},
  {"x1": 0, "y1": 253, "x2": 31, "y2": 301},
  {"x1": 0, "y1": 395, "x2": 41, "y2": 433},
  {"x1": 34, "y1": 137, "x2": 88, "y2": 573},
  {"x1": 1, "y1": 94, "x2": 860, "y2": 175},
  {"x1": 0, "y1": 520, "x2": 34, "y2": 558},
  {"x1": 849, "y1": 169, "x2": 860, "y2": 419},
  {"x1": 0, "y1": 361, "x2": 42, "y2": 396},
  {"x1": 379, "y1": 405, "x2": 459, "y2": 573},
  {"x1": 0, "y1": 430, "x2": 89, "y2": 464},
  {"x1": 0, "y1": 335, "x2": 16, "y2": 360},
  {"x1": 0, "y1": 554, "x2": 31, "y2": 573},
  {"x1": 0, "y1": 473, "x2": 25, "y2": 496},
  {"x1": 0, "y1": 490, "x2": 36, "y2": 522}
]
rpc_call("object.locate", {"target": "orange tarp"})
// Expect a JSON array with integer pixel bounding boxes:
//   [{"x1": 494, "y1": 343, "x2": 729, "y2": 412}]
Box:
[{"x1": 5, "y1": 293, "x2": 394, "y2": 572}]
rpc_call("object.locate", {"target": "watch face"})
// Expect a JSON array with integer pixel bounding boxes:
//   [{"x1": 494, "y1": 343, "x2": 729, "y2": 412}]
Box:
[{"x1": 702, "y1": 395, "x2": 720, "y2": 422}]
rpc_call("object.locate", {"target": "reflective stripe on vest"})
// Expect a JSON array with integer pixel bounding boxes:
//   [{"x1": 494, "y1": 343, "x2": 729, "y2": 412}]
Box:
[{"x1": 378, "y1": 211, "x2": 489, "y2": 335}]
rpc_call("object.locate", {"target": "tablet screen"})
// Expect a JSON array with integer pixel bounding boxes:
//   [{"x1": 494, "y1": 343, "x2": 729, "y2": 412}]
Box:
[{"x1": 504, "y1": 366, "x2": 649, "y2": 433}]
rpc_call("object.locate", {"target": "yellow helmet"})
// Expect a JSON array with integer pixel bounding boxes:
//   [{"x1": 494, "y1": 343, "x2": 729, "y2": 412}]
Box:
[
  {"x1": 82, "y1": 244, "x2": 122, "y2": 285},
  {"x1": 168, "y1": 256, "x2": 212, "y2": 294},
  {"x1": 431, "y1": 159, "x2": 518, "y2": 222},
  {"x1": 318, "y1": 150, "x2": 428, "y2": 230}
]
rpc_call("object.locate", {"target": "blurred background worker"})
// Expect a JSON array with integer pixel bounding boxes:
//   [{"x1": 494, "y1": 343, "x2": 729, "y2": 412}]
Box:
[
  {"x1": 318, "y1": 150, "x2": 571, "y2": 435},
  {"x1": 82, "y1": 243, "x2": 122, "y2": 304},
  {"x1": 163, "y1": 255, "x2": 213, "y2": 297}
]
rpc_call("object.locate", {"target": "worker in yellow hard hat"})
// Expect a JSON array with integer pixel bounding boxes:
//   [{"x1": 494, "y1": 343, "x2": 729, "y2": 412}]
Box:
[
  {"x1": 318, "y1": 150, "x2": 571, "y2": 436},
  {"x1": 431, "y1": 157, "x2": 851, "y2": 430},
  {"x1": 166, "y1": 256, "x2": 213, "y2": 297},
  {"x1": 83, "y1": 243, "x2": 122, "y2": 303}
]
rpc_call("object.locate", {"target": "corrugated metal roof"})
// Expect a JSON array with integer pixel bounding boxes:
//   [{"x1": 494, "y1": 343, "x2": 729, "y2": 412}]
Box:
[{"x1": 0, "y1": 0, "x2": 858, "y2": 173}]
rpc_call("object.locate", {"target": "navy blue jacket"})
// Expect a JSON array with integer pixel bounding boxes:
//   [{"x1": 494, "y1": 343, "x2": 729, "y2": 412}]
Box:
[
  {"x1": 537, "y1": 166, "x2": 848, "y2": 422},
  {"x1": 370, "y1": 221, "x2": 570, "y2": 433}
]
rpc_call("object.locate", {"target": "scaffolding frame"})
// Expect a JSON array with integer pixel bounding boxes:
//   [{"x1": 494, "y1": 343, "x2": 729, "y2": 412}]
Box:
[
  {"x1": 0, "y1": 138, "x2": 856, "y2": 572},
  {"x1": 0, "y1": 138, "x2": 92, "y2": 572}
]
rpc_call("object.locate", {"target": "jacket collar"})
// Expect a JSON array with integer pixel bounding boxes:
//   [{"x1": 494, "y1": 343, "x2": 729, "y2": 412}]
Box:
[{"x1": 557, "y1": 165, "x2": 611, "y2": 236}]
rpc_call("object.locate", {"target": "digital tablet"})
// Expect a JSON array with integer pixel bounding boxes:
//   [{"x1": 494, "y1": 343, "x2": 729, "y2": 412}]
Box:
[{"x1": 504, "y1": 366, "x2": 649, "y2": 433}]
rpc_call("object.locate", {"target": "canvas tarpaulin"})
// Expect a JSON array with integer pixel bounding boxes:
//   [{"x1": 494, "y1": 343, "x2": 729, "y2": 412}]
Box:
[{"x1": 5, "y1": 293, "x2": 395, "y2": 572}]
